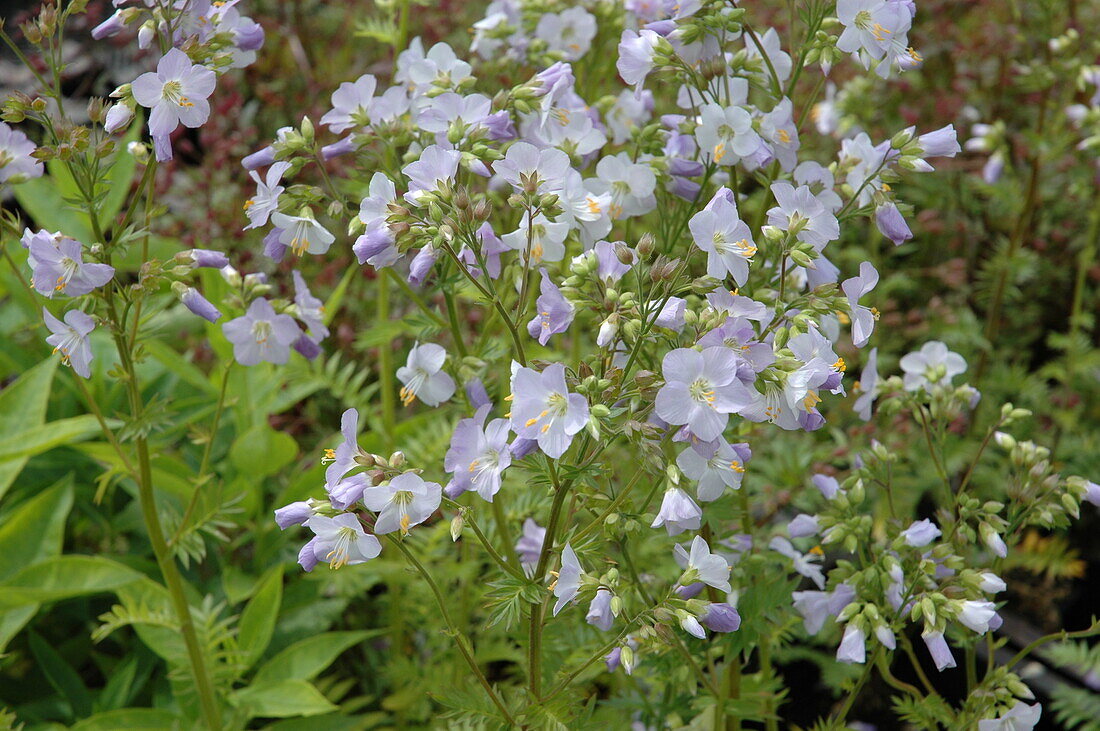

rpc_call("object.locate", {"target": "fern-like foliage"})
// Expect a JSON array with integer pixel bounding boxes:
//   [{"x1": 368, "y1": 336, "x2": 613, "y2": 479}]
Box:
[
  {"x1": 892, "y1": 693, "x2": 956, "y2": 729},
  {"x1": 286, "y1": 351, "x2": 380, "y2": 413},
  {"x1": 1051, "y1": 686, "x2": 1100, "y2": 731},
  {"x1": 1002, "y1": 530, "x2": 1086, "y2": 580},
  {"x1": 93, "y1": 602, "x2": 177, "y2": 644}
]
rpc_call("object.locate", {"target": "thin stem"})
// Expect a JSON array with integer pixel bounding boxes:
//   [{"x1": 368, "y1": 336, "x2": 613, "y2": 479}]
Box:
[
  {"x1": 1005, "y1": 620, "x2": 1100, "y2": 670},
  {"x1": 377, "y1": 272, "x2": 396, "y2": 450},
  {"x1": 389, "y1": 537, "x2": 516, "y2": 725}
]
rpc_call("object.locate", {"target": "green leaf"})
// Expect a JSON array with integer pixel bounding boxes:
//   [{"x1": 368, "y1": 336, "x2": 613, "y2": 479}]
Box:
[
  {"x1": 0, "y1": 477, "x2": 74, "y2": 651},
  {"x1": 0, "y1": 415, "x2": 106, "y2": 462},
  {"x1": 11, "y1": 173, "x2": 95, "y2": 242},
  {"x1": 229, "y1": 424, "x2": 299, "y2": 478},
  {"x1": 231, "y1": 679, "x2": 338, "y2": 719},
  {"x1": 0, "y1": 555, "x2": 144, "y2": 609},
  {"x1": 69, "y1": 708, "x2": 180, "y2": 730},
  {"x1": 253, "y1": 631, "x2": 372, "y2": 685},
  {"x1": 0, "y1": 356, "x2": 57, "y2": 502},
  {"x1": 28, "y1": 630, "x2": 93, "y2": 719},
  {"x1": 238, "y1": 564, "x2": 284, "y2": 669},
  {"x1": 96, "y1": 652, "x2": 139, "y2": 712}
]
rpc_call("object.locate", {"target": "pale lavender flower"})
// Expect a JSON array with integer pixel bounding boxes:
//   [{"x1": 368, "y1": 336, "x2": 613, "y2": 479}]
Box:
[
  {"x1": 676, "y1": 439, "x2": 750, "y2": 500},
  {"x1": 527, "y1": 269, "x2": 575, "y2": 345},
  {"x1": 652, "y1": 487, "x2": 702, "y2": 536},
  {"x1": 836, "y1": 0, "x2": 912, "y2": 73},
  {"x1": 444, "y1": 405, "x2": 512, "y2": 501},
  {"x1": 29, "y1": 235, "x2": 114, "y2": 298},
  {"x1": 179, "y1": 286, "x2": 222, "y2": 323},
  {"x1": 594, "y1": 240, "x2": 635, "y2": 282},
  {"x1": 842, "y1": 261, "x2": 879, "y2": 347},
  {"x1": 222, "y1": 298, "x2": 301, "y2": 366},
  {"x1": 853, "y1": 348, "x2": 879, "y2": 421},
  {"x1": 407, "y1": 246, "x2": 438, "y2": 286},
  {"x1": 912, "y1": 125, "x2": 962, "y2": 170},
  {"x1": 397, "y1": 343, "x2": 455, "y2": 407},
  {"x1": 269, "y1": 213, "x2": 335, "y2": 257},
  {"x1": 0, "y1": 122, "x2": 42, "y2": 183},
  {"x1": 760, "y1": 98, "x2": 799, "y2": 171},
  {"x1": 297, "y1": 539, "x2": 319, "y2": 572},
  {"x1": 836, "y1": 624, "x2": 867, "y2": 664},
  {"x1": 305, "y1": 514, "x2": 382, "y2": 569},
  {"x1": 292, "y1": 270, "x2": 329, "y2": 341},
  {"x1": 502, "y1": 213, "x2": 570, "y2": 264},
  {"x1": 767, "y1": 181, "x2": 840, "y2": 249},
  {"x1": 186, "y1": 249, "x2": 230, "y2": 269},
  {"x1": 617, "y1": 29, "x2": 662, "y2": 92},
  {"x1": 901, "y1": 518, "x2": 941, "y2": 547},
  {"x1": 418, "y1": 92, "x2": 491, "y2": 144},
  {"x1": 324, "y1": 409, "x2": 370, "y2": 510},
  {"x1": 244, "y1": 161, "x2": 291, "y2": 230},
  {"x1": 979, "y1": 572, "x2": 1007, "y2": 594},
  {"x1": 680, "y1": 613, "x2": 707, "y2": 639},
  {"x1": 465, "y1": 378, "x2": 492, "y2": 411},
  {"x1": 516, "y1": 518, "x2": 546, "y2": 573},
  {"x1": 788, "y1": 514, "x2": 821, "y2": 538},
  {"x1": 812, "y1": 474, "x2": 841, "y2": 500},
  {"x1": 655, "y1": 347, "x2": 754, "y2": 442},
  {"x1": 354, "y1": 221, "x2": 400, "y2": 268},
  {"x1": 875, "y1": 202, "x2": 913, "y2": 245},
  {"x1": 978, "y1": 702, "x2": 1041, "y2": 731},
  {"x1": 586, "y1": 589, "x2": 614, "y2": 631},
  {"x1": 552, "y1": 543, "x2": 584, "y2": 615},
  {"x1": 793, "y1": 584, "x2": 855, "y2": 634},
  {"x1": 674, "y1": 536, "x2": 732, "y2": 592},
  {"x1": 956, "y1": 600, "x2": 997, "y2": 635},
  {"x1": 922, "y1": 629, "x2": 957, "y2": 671},
  {"x1": 588, "y1": 153, "x2": 657, "y2": 219},
  {"x1": 403, "y1": 145, "x2": 461, "y2": 203},
  {"x1": 654, "y1": 297, "x2": 686, "y2": 331},
  {"x1": 696, "y1": 103, "x2": 761, "y2": 167},
  {"x1": 43, "y1": 308, "x2": 95, "y2": 378},
  {"x1": 321, "y1": 136, "x2": 356, "y2": 161},
  {"x1": 495, "y1": 141, "x2": 571, "y2": 194},
  {"x1": 900, "y1": 341, "x2": 966, "y2": 391},
  {"x1": 131, "y1": 49, "x2": 216, "y2": 161},
  {"x1": 320, "y1": 74, "x2": 377, "y2": 133},
  {"x1": 689, "y1": 189, "x2": 756, "y2": 285},
  {"x1": 535, "y1": 7, "x2": 596, "y2": 60},
  {"x1": 362, "y1": 472, "x2": 442, "y2": 536},
  {"x1": 509, "y1": 363, "x2": 589, "y2": 458},
  {"x1": 274, "y1": 501, "x2": 314, "y2": 529},
  {"x1": 698, "y1": 605, "x2": 740, "y2": 636},
  {"x1": 770, "y1": 536, "x2": 825, "y2": 589}
]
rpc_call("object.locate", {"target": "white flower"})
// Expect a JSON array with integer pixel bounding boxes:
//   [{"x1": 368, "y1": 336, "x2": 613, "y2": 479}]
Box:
[
  {"x1": 836, "y1": 624, "x2": 866, "y2": 664},
  {"x1": 978, "y1": 702, "x2": 1041, "y2": 731},
  {"x1": 536, "y1": 7, "x2": 597, "y2": 60},
  {"x1": 131, "y1": 48, "x2": 216, "y2": 159},
  {"x1": 899, "y1": 341, "x2": 967, "y2": 392},
  {"x1": 320, "y1": 74, "x2": 377, "y2": 133},
  {"x1": 361, "y1": 472, "x2": 442, "y2": 536},
  {"x1": 676, "y1": 440, "x2": 750, "y2": 501},
  {"x1": 270, "y1": 212, "x2": 335, "y2": 256},
  {"x1": 955, "y1": 600, "x2": 997, "y2": 635},
  {"x1": 306, "y1": 514, "x2": 382, "y2": 569},
  {"x1": 695, "y1": 103, "x2": 761, "y2": 166},
  {"x1": 587, "y1": 153, "x2": 656, "y2": 219},
  {"x1": 674, "y1": 536, "x2": 732, "y2": 593},
  {"x1": 244, "y1": 161, "x2": 291, "y2": 230},
  {"x1": 552, "y1": 543, "x2": 584, "y2": 615},
  {"x1": 652, "y1": 487, "x2": 702, "y2": 536},
  {"x1": 397, "y1": 342, "x2": 456, "y2": 407}
]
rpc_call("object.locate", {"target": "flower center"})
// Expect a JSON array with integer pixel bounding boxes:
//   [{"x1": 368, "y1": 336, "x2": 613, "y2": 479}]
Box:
[
  {"x1": 854, "y1": 9, "x2": 872, "y2": 29},
  {"x1": 327, "y1": 526, "x2": 359, "y2": 569},
  {"x1": 251, "y1": 319, "x2": 272, "y2": 345},
  {"x1": 161, "y1": 80, "x2": 193, "y2": 108},
  {"x1": 689, "y1": 377, "x2": 716, "y2": 405}
]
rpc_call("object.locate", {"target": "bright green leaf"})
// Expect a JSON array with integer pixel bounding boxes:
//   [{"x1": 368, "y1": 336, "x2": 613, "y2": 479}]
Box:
[
  {"x1": 238, "y1": 564, "x2": 284, "y2": 669},
  {"x1": 232, "y1": 679, "x2": 337, "y2": 719},
  {"x1": 253, "y1": 631, "x2": 373, "y2": 685}
]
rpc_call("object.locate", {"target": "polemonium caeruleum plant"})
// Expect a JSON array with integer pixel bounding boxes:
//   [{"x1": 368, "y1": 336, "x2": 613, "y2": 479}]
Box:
[
  {"x1": 1, "y1": 2, "x2": 265, "y2": 728},
  {"x1": 2, "y1": 0, "x2": 1099, "y2": 728},
  {"x1": 229, "y1": 0, "x2": 1100, "y2": 727}
]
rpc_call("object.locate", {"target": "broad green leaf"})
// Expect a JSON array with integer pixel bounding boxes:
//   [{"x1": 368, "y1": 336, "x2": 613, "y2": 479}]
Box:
[
  {"x1": 0, "y1": 414, "x2": 106, "y2": 462},
  {"x1": 229, "y1": 424, "x2": 298, "y2": 478},
  {"x1": 0, "y1": 356, "x2": 57, "y2": 502},
  {"x1": 143, "y1": 338, "x2": 219, "y2": 395},
  {"x1": 253, "y1": 631, "x2": 372, "y2": 685},
  {"x1": 0, "y1": 555, "x2": 144, "y2": 609},
  {"x1": 231, "y1": 680, "x2": 338, "y2": 719},
  {"x1": 0, "y1": 477, "x2": 74, "y2": 582},
  {"x1": 70, "y1": 708, "x2": 180, "y2": 730},
  {"x1": 11, "y1": 174, "x2": 95, "y2": 242},
  {"x1": 238, "y1": 564, "x2": 284, "y2": 669},
  {"x1": 29, "y1": 630, "x2": 93, "y2": 719},
  {"x1": 0, "y1": 477, "x2": 74, "y2": 651}
]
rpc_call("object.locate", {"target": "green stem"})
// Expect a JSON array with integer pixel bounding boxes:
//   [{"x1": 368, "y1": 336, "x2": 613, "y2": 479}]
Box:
[
  {"x1": 377, "y1": 273, "x2": 396, "y2": 450},
  {"x1": 389, "y1": 537, "x2": 516, "y2": 725}
]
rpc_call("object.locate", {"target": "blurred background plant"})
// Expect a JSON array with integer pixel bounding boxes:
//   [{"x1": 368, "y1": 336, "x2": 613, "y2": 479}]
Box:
[{"x1": 0, "y1": 0, "x2": 1096, "y2": 729}]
